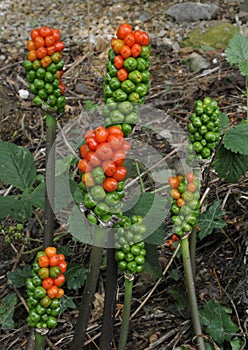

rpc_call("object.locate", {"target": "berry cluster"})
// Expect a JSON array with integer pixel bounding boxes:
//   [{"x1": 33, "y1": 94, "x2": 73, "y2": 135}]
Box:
[
  {"x1": 102, "y1": 23, "x2": 151, "y2": 135},
  {"x1": 168, "y1": 234, "x2": 179, "y2": 251},
  {"x1": 2, "y1": 223, "x2": 24, "y2": 244},
  {"x1": 26, "y1": 247, "x2": 67, "y2": 329},
  {"x1": 23, "y1": 26, "x2": 66, "y2": 113},
  {"x1": 168, "y1": 172, "x2": 200, "y2": 238},
  {"x1": 114, "y1": 215, "x2": 147, "y2": 274},
  {"x1": 78, "y1": 125, "x2": 130, "y2": 223},
  {"x1": 187, "y1": 97, "x2": 221, "y2": 163}
]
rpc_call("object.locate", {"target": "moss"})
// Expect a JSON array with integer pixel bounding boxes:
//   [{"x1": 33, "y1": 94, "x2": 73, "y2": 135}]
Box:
[{"x1": 181, "y1": 23, "x2": 238, "y2": 49}]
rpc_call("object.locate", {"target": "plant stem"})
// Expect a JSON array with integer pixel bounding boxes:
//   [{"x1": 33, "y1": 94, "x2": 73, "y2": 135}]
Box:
[
  {"x1": 70, "y1": 226, "x2": 105, "y2": 350},
  {"x1": 43, "y1": 112, "x2": 56, "y2": 248},
  {"x1": 118, "y1": 275, "x2": 133, "y2": 350},
  {"x1": 246, "y1": 76, "x2": 248, "y2": 120},
  {"x1": 190, "y1": 228, "x2": 197, "y2": 278},
  {"x1": 180, "y1": 236, "x2": 205, "y2": 350},
  {"x1": 34, "y1": 330, "x2": 45, "y2": 350},
  {"x1": 99, "y1": 247, "x2": 118, "y2": 350}
]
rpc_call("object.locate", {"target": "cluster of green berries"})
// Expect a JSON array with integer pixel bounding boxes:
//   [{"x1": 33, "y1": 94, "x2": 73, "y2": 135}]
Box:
[
  {"x1": 187, "y1": 97, "x2": 221, "y2": 163},
  {"x1": 102, "y1": 23, "x2": 151, "y2": 136},
  {"x1": 168, "y1": 172, "x2": 200, "y2": 238},
  {"x1": 114, "y1": 215, "x2": 147, "y2": 274},
  {"x1": 26, "y1": 247, "x2": 67, "y2": 329},
  {"x1": 23, "y1": 26, "x2": 66, "y2": 113},
  {"x1": 2, "y1": 223, "x2": 24, "y2": 244}
]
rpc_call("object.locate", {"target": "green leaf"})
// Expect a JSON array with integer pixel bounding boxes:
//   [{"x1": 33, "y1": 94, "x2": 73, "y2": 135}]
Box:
[
  {"x1": 0, "y1": 142, "x2": 36, "y2": 191},
  {"x1": 60, "y1": 296, "x2": 76, "y2": 313},
  {"x1": 54, "y1": 174, "x2": 82, "y2": 211},
  {"x1": 125, "y1": 192, "x2": 167, "y2": 243},
  {"x1": 144, "y1": 224, "x2": 166, "y2": 245},
  {"x1": 7, "y1": 265, "x2": 32, "y2": 287},
  {"x1": 230, "y1": 337, "x2": 245, "y2": 350},
  {"x1": 213, "y1": 144, "x2": 248, "y2": 182},
  {"x1": 199, "y1": 299, "x2": 239, "y2": 345},
  {"x1": 167, "y1": 286, "x2": 187, "y2": 311},
  {"x1": 225, "y1": 33, "x2": 248, "y2": 65},
  {"x1": 143, "y1": 243, "x2": 163, "y2": 278},
  {"x1": 30, "y1": 181, "x2": 45, "y2": 209},
  {"x1": 219, "y1": 112, "x2": 229, "y2": 131},
  {"x1": 0, "y1": 195, "x2": 32, "y2": 222},
  {"x1": 55, "y1": 155, "x2": 75, "y2": 176},
  {"x1": 198, "y1": 200, "x2": 227, "y2": 240},
  {"x1": 68, "y1": 205, "x2": 95, "y2": 244},
  {"x1": 223, "y1": 123, "x2": 248, "y2": 155},
  {"x1": 238, "y1": 61, "x2": 248, "y2": 76},
  {"x1": 64, "y1": 264, "x2": 87, "y2": 290},
  {"x1": 0, "y1": 293, "x2": 17, "y2": 329}
]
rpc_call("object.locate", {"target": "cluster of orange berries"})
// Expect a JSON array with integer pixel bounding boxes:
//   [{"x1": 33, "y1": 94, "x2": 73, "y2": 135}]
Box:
[
  {"x1": 27, "y1": 26, "x2": 64, "y2": 67},
  {"x1": 78, "y1": 125, "x2": 130, "y2": 192}
]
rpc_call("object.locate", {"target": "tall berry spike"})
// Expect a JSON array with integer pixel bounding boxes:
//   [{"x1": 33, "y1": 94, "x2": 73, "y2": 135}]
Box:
[{"x1": 102, "y1": 23, "x2": 151, "y2": 136}]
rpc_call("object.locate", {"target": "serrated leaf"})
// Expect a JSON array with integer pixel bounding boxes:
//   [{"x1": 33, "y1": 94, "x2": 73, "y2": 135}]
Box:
[
  {"x1": 0, "y1": 142, "x2": 36, "y2": 191},
  {"x1": 0, "y1": 195, "x2": 32, "y2": 222},
  {"x1": 223, "y1": 123, "x2": 248, "y2": 155},
  {"x1": 198, "y1": 200, "x2": 227, "y2": 240},
  {"x1": 238, "y1": 61, "x2": 248, "y2": 76},
  {"x1": 7, "y1": 265, "x2": 32, "y2": 287},
  {"x1": 225, "y1": 33, "x2": 248, "y2": 65},
  {"x1": 199, "y1": 299, "x2": 239, "y2": 345},
  {"x1": 0, "y1": 293, "x2": 17, "y2": 329},
  {"x1": 213, "y1": 144, "x2": 248, "y2": 182},
  {"x1": 64, "y1": 264, "x2": 87, "y2": 290}
]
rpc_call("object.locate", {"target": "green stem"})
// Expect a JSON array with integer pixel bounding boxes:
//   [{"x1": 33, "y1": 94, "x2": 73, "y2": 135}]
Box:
[
  {"x1": 190, "y1": 228, "x2": 197, "y2": 278},
  {"x1": 99, "y1": 247, "x2": 118, "y2": 350},
  {"x1": 70, "y1": 227, "x2": 105, "y2": 350},
  {"x1": 43, "y1": 112, "x2": 56, "y2": 248},
  {"x1": 118, "y1": 275, "x2": 133, "y2": 350},
  {"x1": 180, "y1": 236, "x2": 205, "y2": 350},
  {"x1": 246, "y1": 76, "x2": 248, "y2": 120},
  {"x1": 34, "y1": 330, "x2": 46, "y2": 350}
]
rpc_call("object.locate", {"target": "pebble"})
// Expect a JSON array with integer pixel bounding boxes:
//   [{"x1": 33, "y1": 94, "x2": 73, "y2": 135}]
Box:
[
  {"x1": 166, "y1": 2, "x2": 219, "y2": 23},
  {"x1": 18, "y1": 89, "x2": 29, "y2": 99}
]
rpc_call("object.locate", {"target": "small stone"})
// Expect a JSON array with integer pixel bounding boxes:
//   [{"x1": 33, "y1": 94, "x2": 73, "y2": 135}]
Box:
[
  {"x1": 186, "y1": 52, "x2": 209, "y2": 73},
  {"x1": 75, "y1": 83, "x2": 89, "y2": 94},
  {"x1": 19, "y1": 89, "x2": 29, "y2": 99},
  {"x1": 166, "y1": 2, "x2": 219, "y2": 23}
]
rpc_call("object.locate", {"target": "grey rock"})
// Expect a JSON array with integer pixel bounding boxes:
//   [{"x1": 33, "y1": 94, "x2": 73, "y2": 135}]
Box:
[
  {"x1": 187, "y1": 52, "x2": 209, "y2": 73},
  {"x1": 166, "y1": 2, "x2": 219, "y2": 23}
]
